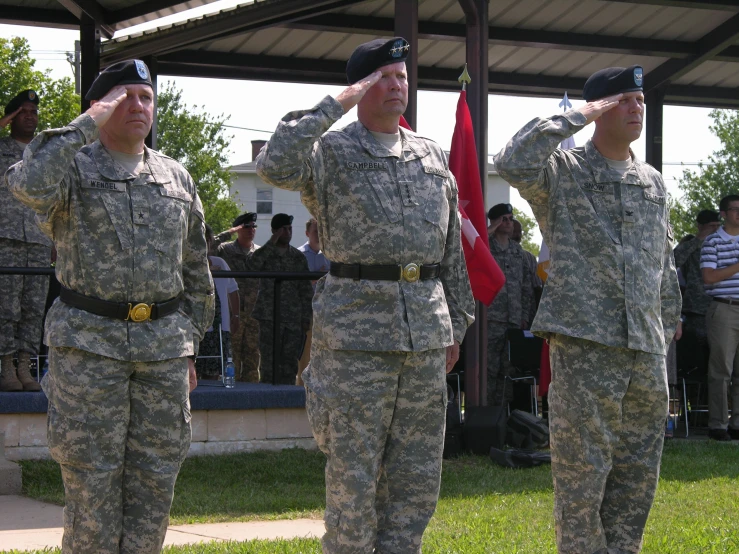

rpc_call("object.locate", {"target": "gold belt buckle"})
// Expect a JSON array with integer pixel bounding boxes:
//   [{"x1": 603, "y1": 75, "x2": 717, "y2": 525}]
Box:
[
  {"x1": 127, "y1": 303, "x2": 153, "y2": 322},
  {"x1": 402, "y1": 263, "x2": 420, "y2": 283}
]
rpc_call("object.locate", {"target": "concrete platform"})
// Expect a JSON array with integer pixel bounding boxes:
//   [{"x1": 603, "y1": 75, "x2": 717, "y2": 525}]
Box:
[{"x1": 0, "y1": 495, "x2": 325, "y2": 551}]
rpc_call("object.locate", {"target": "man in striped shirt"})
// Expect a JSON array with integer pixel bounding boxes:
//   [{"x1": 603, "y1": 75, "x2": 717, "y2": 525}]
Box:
[{"x1": 700, "y1": 194, "x2": 739, "y2": 441}]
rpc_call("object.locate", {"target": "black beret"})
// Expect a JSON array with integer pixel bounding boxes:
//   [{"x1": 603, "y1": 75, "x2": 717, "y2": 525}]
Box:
[
  {"x1": 271, "y1": 213, "x2": 294, "y2": 229},
  {"x1": 583, "y1": 65, "x2": 643, "y2": 101},
  {"x1": 346, "y1": 37, "x2": 410, "y2": 84},
  {"x1": 488, "y1": 203, "x2": 513, "y2": 220},
  {"x1": 5, "y1": 89, "x2": 39, "y2": 115},
  {"x1": 85, "y1": 59, "x2": 153, "y2": 101},
  {"x1": 696, "y1": 209, "x2": 720, "y2": 224},
  {"x1": 233, "y1": 212, "x2": 257, "y2": 227}
]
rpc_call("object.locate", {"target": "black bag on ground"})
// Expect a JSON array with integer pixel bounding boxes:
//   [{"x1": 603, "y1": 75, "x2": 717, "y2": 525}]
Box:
[
  {"x1": 490, "y1": 447, "x2": 551, "y2": 469},
  {"x1": 507, "y1": 409, "x2": 549, "y2": 448},
  {"x1": 463, "y1": 405, "x2": 507, "y2": 454}
]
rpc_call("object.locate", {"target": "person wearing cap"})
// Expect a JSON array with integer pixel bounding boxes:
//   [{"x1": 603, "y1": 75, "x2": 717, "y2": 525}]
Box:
[
  {"x1": 673, "y1": 209, "x2": 719, "y2": 377},
  {"x1": 495, "y1": 65, "x2": 681, "y2": 553},
  {"x1": 700, "y1": 194, "x2": 739, "y2": 441},
  {"x1": 216, "y1": 211, "x2": 262, "y2": 382},
  {"x1": 245, "y1": 213, "x2": 312, "y2": 385},
  {"x1": 485, "y1": 202, "x2": 535, "y2": 405},
  {"x1": 6, "y1": 59, "x2": 215, "y2": 554},
  {"x1": 257, "y1": 37, "x2": 474, "y2": 552},
  {"x1": 0, "y1": 89, "x2": 51, "y2": 392}
]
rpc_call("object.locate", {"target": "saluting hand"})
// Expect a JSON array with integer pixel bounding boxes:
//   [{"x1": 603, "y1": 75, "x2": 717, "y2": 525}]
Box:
[
  {"x1": 0, "y1": 106, "x2": 21, "y2": 129},
  {"x1": 335, "y1": 71, "x2": 382, "y2": 114},
  {"x1": 86, "y1": 85, "x2": 128, "y2": 128},
  {"x1": 577, "y1": 93, "x2": 623, "y2": 125}
]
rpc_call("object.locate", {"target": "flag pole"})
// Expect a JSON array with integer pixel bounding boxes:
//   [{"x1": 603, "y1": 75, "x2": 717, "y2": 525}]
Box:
[{"x1": 458, "y1": 63, "x2": 471, "y2": 91}]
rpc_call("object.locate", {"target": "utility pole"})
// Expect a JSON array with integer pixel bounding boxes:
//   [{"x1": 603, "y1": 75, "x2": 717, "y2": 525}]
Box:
[{"x1": 66, "y1": 41, "x2": 81, "y2": 95}]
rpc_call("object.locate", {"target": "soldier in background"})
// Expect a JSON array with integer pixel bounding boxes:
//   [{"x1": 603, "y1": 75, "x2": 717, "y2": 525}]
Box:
[
  {"x1": 216, "y1": 212, "x2": 261, "y2": 381},
  {"x1": 0, "y1": 90, "x2": 51, "y2": 392},
  {"x1": 486, "y1": 203, "x2": 534, "y2": 405},
  {"x1": 495, "y1": 65, "x2": 681, "y2": 553},
  {"x1": 256, "y1": 37, "x2": 474, "y2": 553},
  {"x1": 512, "y1": 217, "x2": 543, "y2": 321},
  {"x1": 7, "y1": 60, "x2": 214, "y2": 554},
  {"x1": 247, "y1": 213, "x2": 312, "y2": 385}
]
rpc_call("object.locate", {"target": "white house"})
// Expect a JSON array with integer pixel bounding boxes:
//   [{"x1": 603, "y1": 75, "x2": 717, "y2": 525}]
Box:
[{"x1": 229, "y1": 140, "x2": 511, "y2": 246}]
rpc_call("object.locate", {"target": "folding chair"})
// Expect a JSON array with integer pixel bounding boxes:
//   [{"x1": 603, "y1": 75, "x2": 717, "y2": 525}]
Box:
[
  {"x1": 196, "y1": 324, "x2": 227, "y2": 387},
  {"x1": 505, "y1": 329, "x2": 544, "y2": 417}
]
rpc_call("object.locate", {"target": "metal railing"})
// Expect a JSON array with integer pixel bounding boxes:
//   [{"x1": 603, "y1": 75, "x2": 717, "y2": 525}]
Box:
[{"x1": 0, "y1": 267, "x2": 326, "y2": 387}]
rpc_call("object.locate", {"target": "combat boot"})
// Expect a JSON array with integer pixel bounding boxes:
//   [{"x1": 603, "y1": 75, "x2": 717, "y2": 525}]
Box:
[
  {"x1": 0, "y1": 354, "x2": 23, "y2": 392},
  {"x1": 16, "y1": 351, "x2": 41, "y2": 392}
]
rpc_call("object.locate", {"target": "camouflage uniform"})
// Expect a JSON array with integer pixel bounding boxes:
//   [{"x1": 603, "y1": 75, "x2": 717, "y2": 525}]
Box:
[
  {"x1": 256, "y1": 95, "x2": 474, "y2": 553},
  {"x1": 674, "y1": 236, "x2": 711, "y2": 356},
  {"x1": 486, "y1": 235, "x2": 535, "y2": 405},
  {"x1": 7, "y1": 113, "x2": 214, "y2": 554},
  {"x1": 0, "y1": 136, "x2": 51, "y2": 357},
  {"x1": 495, "y1": 109, "x2": 681, "y2": 554},
  {"x1": 247, "y1": 241, "x2": 312, "y2": 385},
  {"x1": 217, "y1": 239, "x2": 261, "y2": 382}
]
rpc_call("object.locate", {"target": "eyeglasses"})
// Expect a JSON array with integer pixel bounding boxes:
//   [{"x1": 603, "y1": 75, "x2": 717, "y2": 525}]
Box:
[
  {"x1": 501, "y1": 216, "x2": 514, "y2": 222},
  {"x1": 242, "y1": 224, "x2": 257, "y2": 229},
  {"x1": 725, "y1": 207, "x2": 739, "y2": 213}
]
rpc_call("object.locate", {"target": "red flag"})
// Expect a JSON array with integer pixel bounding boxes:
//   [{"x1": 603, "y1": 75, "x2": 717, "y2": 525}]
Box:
[
  {"x1": 449, "y1": 91, "x2": 505, "y2": 305},
  {"x1": 399, "y1": 115, "x2": 412, "y2": 130}
]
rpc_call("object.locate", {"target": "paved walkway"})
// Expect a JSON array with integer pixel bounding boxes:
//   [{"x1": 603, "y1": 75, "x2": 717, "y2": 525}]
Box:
[{"x1": 0, "y1": 495, "x2": 325, "y2": 552}]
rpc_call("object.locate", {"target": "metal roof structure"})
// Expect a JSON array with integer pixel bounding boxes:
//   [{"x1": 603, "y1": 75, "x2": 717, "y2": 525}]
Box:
[
  {"x1": 1, "y1": 0, "x2": 220, "y2": 38},
  {"x1": 97, "y1": 0, "x2": 739, "y2": 108}
]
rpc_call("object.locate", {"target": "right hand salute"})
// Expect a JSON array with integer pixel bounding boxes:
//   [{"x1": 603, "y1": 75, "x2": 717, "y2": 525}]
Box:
[
  {"x1": 0, "y1": 106, "x2": 21, "y2": 129},
  {"x1": 577, "y1": 93, "x2": 623, "y2": 125},
  {"x1": 334, "y1": 70, "x2": 382, "y2": 113},
  {"x1": 86, "y1": 85, "x2": 128, "y2": 128}
]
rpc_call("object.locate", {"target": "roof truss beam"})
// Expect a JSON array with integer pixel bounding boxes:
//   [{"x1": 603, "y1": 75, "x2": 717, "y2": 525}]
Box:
[
  {"x1": 107, "y1": 0, "x2": 214, "y2": 28},
  {"x1": 645, "y1": 10, "x2": 739, "y2": 90},
  {"x1": 606, "y1": 0, "x2": 739, "y2": 10},
  {"x1": 56, "y1": 0, "x2": 115, "y2": 37},
  {"x1": 100, "y1": 0, "x2": 368, "y2": 64},
  {"x1": 0, "y1": 7, "x2": 78, "y2": 29}
]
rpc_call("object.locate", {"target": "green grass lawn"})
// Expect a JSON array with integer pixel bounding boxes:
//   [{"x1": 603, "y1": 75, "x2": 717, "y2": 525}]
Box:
[{"x1": 9, "y1": 440, "x2": 739, "y2": 553}]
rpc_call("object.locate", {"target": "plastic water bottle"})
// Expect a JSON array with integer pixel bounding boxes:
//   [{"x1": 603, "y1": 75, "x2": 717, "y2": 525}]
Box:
[
  {"x1": 224, "y1": 357, "x2": 235, "y2": 389},
  {"x1": 41, "y1": 358, "x2": 49, "y2": 379}
]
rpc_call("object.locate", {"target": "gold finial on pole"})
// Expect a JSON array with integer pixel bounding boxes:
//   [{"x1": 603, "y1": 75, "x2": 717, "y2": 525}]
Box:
[{"x1": 458, "y1": 63, "x2": 472, "y2": 91}]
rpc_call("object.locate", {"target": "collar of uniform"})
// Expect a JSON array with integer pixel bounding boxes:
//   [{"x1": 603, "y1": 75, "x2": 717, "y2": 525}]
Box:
[
  {"x1": 353, "y1": 121, "x2": 429, "y2": 160},
  {"x1": 398, "y1": 127, "x2": 429, "y2": 160},
  {"x1": 585, "y1": 139, "x2": 643, "y2": 186},
  {"x1": 138, "y1": 147, "x2": 171, "y2": 185},
  {"x1": 91, "y1": 141, "x2": 135, "y2": 181},
  {"x1": 0, "y1": 135, "x2": 24, "y2": 155}
]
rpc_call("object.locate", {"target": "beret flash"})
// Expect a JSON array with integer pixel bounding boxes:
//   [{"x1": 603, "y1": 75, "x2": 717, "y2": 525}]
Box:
[
  {"x1": 271, "y1": 213, "x2": 294, "y2": 229},
  {"x1": 346, "y1": 37, "x2": 410, "y2": 84},
  {"x1": 233, "y1": 212, "x2": 258, "y2": 227},
  {"x1": 583, "y1": 65, "x2": 643, "y2": 101},
  {"x1": 5, "y1": 89, "x2": 39, "y2": 116},
  {"x1": 85, "y1": 59, "x2": 153, "y2": 101},
  {"x1": 488, "y1": 203, "x2": 513, "y2": 221}
]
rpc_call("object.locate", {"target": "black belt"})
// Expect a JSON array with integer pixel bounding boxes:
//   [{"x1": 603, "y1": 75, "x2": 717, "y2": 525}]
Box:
[
  {"x1": 330, "y1": 262, "x2": 440, "y2": 282},
  {"x1": 60, "y1": 287, "x2": 181, "y2": 322},
  {"x1": 713, "y1": 297, "x2": 739, "y2": 306}
]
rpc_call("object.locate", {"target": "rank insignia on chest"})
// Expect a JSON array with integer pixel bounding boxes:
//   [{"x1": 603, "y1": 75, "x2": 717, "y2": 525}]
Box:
[
  {"x1": 82, "y1": 180, "x2": 126, "y2": 192},
  {"x1": 346, "y1": 161, "x2": 388, "y2": 170},
  {"x1": 581, "y1": 182, "x2": 608, "y2": 193}
]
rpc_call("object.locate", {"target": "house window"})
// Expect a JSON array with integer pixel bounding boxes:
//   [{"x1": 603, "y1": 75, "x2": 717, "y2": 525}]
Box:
[{"x1": 256, "y1": 188, "x2": 273, "y2": 215}]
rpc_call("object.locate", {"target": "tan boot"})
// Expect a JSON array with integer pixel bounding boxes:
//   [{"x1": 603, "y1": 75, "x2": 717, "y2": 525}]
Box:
[
  {"x1": 0, "y1": 354, "x2": 23, "y2": 392},
  {"x1": 16, "y1": 351, "x2": 41, "y2": 392}
]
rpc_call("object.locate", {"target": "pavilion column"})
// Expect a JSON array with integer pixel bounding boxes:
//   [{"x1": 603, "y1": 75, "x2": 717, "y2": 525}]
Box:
[
  {"x1": 80, "y1": 13, "x2": 101, "y2": 112},
  {"x1": 459, "y1": 0, "x2": 489, "y2": 407},
  {"x1": 394, "y1": 0, "x2": 418, "y2": 130},
  {"x1": 645, "y1": 85, "x2": 666, "y2": 174},
  {"x1": 144, "y1": 56, "x2": 159, "y2": 149}
]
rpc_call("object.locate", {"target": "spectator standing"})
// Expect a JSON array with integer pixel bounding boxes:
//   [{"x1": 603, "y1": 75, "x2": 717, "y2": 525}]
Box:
[
  {"x1": 217, "y1": 212, "x2": 261, "y2": 382},
  {"x1": 486, "y1": 203, "x2": 535, "y2": 405},
  {"x1": 7, "y1": 60, "x2": 214, "y2": 554},
  {"x1": 247, "y1": 213, "x2": 313, "y2": 385},
  {"x1": 0, "y1": 90, "x2": 51, "y2": 392},
  {"x1": 296, "y1": 217, "x2": 329, "y2": 384},
  {"x1": 701, "y1": 194, "x2": 739, "y2": 441},
  {"x1": 512, "y1": 217, "x2": 543, "y2": 326},
  {"x1": 495, "y1": 65, "x2": 681, "y2": 553},
  {"x1": 256, "y1": 37, "x2": 474, "y2": 553}
]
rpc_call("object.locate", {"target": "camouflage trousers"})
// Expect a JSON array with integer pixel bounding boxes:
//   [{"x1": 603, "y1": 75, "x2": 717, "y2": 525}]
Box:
[
  {"x1": 258, "y1": 321, "x2": 304, "y2": 385},
  {"x1": 43, "y1": 347, "x2": 192, "y2": 554},
  {"x1": 0, "y1": 239, "x2": 50, "y2": 356},
  {"x1": 232, "y1": 310, "x2": 260, "y2": 382},
  {"x1": 303, "y1": 347, "x2": 447, "y2": 554},
  {"x1": 486, "y1": 321, "x2": 516, "y2": 406},
  {"x1": 548, "y1": 334, "x2": 667, "y2": 554}
]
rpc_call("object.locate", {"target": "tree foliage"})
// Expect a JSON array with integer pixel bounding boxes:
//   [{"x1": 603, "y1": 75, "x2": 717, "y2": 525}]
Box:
[
  {"x1": 671, "y1": 109, "x2": 739, "y2": 240},
  {"x1": 513, "y1": 207, "x2": 540, "y2": 257},
  {"x1": 0, "y1": 36, "x2": 79, "y2": 134},
  {"x1": 156, "y1": 82, "x2": 239, "y2": 233}
]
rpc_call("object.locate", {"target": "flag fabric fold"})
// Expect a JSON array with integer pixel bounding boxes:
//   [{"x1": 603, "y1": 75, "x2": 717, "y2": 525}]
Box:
[{"x1": 448, "y1": 91, "x2": 505, "y2": 305}]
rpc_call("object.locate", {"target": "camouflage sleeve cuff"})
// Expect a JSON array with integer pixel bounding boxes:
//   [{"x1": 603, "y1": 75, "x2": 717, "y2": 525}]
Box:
[
  {"x1": 562, "y1": 109, "x2": 587, "y2": 128},
  {"x1": 68, "y1": 113, "x2": 100, "y2": 145},
  {"x1": 319, "y1": 95, "x2": 346, "y2": 121}
]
